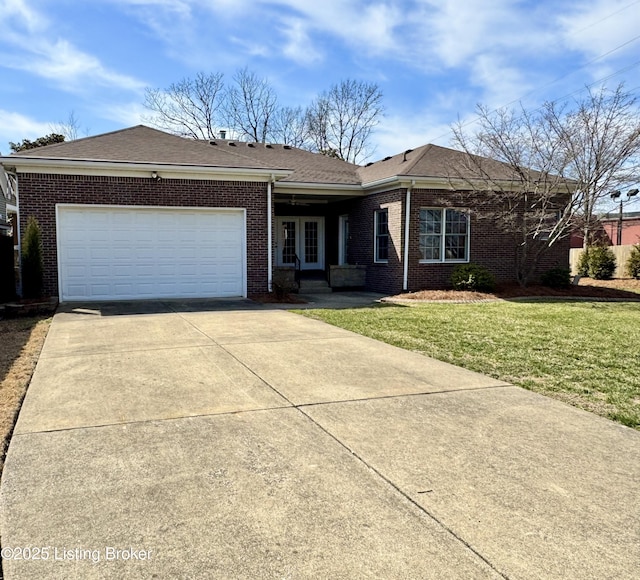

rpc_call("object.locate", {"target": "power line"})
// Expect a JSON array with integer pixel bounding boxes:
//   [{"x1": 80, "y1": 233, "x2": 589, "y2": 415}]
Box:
[
  {"x1": 428, "y1": 1, "x2": 640, "y2": 144},
  {"x1": 430, "y1": 42, "x2": 640, "y2": 144}
]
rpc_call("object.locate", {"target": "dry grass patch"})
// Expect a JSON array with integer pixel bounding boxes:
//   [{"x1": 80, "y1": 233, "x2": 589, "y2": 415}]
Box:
[{"x1": 0, "y1": 316, "x2": 52, "y2": 471}]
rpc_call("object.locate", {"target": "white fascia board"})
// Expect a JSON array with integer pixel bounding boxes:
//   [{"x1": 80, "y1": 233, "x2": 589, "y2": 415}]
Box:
[
  {"x1": 362, "y1": 175, "x2": 576, "y2": 194},
  {"x1": 0, "y1": 157, "x2": 291, "y2": 182},
  {"x1": 274, "y1": 181, "x2": 365, "y2": 196}
]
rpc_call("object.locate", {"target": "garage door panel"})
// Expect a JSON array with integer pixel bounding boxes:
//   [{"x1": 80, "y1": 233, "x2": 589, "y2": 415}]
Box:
[{"x1": 58, "y1": 206, "x2": 246, "y2": 301}]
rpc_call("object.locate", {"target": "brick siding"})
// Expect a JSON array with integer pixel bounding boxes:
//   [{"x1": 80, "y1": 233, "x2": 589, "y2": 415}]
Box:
[
  {"x1": 347, "y1": 188, "x2": 570, "y2": 293},
  {"x1": 17, "y1": 173, "x2": 269, "y2": 297}
]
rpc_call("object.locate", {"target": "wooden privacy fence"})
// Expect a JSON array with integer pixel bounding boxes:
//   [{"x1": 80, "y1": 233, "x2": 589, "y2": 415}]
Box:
[{"x1": 569, "y1": 245, "x2": 637, "y2": 278}]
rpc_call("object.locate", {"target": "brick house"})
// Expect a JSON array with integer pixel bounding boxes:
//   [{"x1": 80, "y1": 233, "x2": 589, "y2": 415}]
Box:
[{"x1": 0, "y1": 125, "x2": 569, "y2": 301}]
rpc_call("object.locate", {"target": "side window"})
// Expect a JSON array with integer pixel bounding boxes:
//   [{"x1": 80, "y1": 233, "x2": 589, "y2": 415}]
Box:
[
  {"x1": 419, "y1": 208, "x2": 469, "y2": 262},
  {"x1": 374, "y1": 209, "x2": 389, "y2": 263}
]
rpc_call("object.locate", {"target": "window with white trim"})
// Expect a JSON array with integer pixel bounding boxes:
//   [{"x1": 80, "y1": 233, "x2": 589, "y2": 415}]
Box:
[
  {"x1": 374, "y1": 209, "x2": 389, "y2": 263},
  {"x1": 419, "y1": 208, "x2": 469, "y2": 262}
]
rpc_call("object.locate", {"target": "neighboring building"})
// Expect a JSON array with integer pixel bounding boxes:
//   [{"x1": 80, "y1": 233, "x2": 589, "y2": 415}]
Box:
[
  {"x1": 570, "y1": 212, "x2": 640, "y2": 248},
  {"x1": 0, "y1": 126, "x2": 570, "y2": 301}
]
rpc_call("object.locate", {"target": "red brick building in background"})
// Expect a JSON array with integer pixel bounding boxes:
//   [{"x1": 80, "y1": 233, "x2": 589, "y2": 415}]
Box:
[{"x1": 570, "y1": 212, "x2": 640, "y2": 248}]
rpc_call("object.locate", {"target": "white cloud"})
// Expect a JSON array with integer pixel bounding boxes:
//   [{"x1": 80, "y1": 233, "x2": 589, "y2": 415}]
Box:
[
  {"x1": 371, "y1": 110, "x2": 456, "y2": 159},
  {"x1": 0, "y1": 0, "x2": 45, "y2": 32},
  {"x1": 267, "y1": 0, "x2": 401, "y2": 57},
  {"x1": 5, "y1": 38, "x2": 146, "y2": 93},
  {"x1": 557, "y1": 0, "x2": 640, "y2": 61},
  {"x1": 0, "y1": 110, "x2": 52, "y2": 153},
  {"x1": 0, "y1": 0, "x2": 146, "y2": 94},
  {"x1": 470, "y1": 54, "x2": 534, "y2": 109},
  {"x1": 280, "y1": 18, "x2": 323, "y2": 65},
  {"x1": 99, "y1": 102, "x2": 148, "y2": 127}
]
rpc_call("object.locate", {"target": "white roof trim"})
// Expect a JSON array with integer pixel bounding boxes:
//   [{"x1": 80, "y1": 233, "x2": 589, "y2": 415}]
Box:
[
  {"x1": 0, "y1": 157, "x2": 291, "y2": 182},
  {"x1": 274, "y1": 180, "x2": 364, "y2": 196}
]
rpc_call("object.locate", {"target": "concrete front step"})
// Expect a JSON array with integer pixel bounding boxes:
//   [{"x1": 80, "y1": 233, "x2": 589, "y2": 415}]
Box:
[{"x1": 298, "y1": 280, "x2": 332, "y2": 293}]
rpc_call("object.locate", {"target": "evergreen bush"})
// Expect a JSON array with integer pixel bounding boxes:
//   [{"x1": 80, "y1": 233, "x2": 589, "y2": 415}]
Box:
[
  {"x1": 625, "y1": 244, "x2": 640, "y2": 279},
  {"x1": 587, "y1": 245, "x2": 616, "y2": 280},
  {"x1": 540, "y1": 267, "x2": 571, "y2": 288},
  {"x1": 450, "y1": 264, "x2": 496, "y2": 292},
  {"x1": 21, "y1": 216, "x2": 44, "y2": 298}
]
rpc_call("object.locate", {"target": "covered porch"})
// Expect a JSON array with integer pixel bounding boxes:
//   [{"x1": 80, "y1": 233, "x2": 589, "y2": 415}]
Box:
[{"x1": 272, "y1": 188, "x2": 365, "y2": 293}]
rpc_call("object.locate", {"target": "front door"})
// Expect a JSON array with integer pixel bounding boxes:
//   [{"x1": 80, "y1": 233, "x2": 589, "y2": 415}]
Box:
[{"x1": 276, "y1": 217, "x2": 324, "y2": 270}]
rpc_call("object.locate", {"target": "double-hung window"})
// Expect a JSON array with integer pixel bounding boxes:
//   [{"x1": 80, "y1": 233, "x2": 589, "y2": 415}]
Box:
[
  {"x1": 374, "y1": 209, "x2": 389, "y2": 263},
  {"x1": 419, "y1": 208, "x2": 469, "y2": 262}
]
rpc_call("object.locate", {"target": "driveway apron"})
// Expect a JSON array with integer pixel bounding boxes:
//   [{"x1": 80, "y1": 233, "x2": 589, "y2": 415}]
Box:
[{"x1": 1, "y1": 300, "x2": 638, "y2": 579}]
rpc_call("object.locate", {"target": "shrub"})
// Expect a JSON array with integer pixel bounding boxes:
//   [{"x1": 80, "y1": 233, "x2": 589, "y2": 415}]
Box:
[
  {"x1": 21, "y1": 216, "x2": 44, "y2": 299},
  {"x1": 576, "y1": 249, "x2": 590, "y2": 277},
  {"x1": 540, "y1": 267, "x2": 571, "y2": 288},
  {"x1": 626, "y1": 244, "x2": 640, "y2": 279},
  {"x1": 450, "y1": 264, "x2": 496, "y2": 292},
  {"x1": 587, "y1": 245, "x2": 616, "y2": 280}
]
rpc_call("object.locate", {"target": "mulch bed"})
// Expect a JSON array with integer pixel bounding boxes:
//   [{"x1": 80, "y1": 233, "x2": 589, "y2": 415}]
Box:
[{"x1": 392, "y1": 278, "x2": 640, "y2": 302}]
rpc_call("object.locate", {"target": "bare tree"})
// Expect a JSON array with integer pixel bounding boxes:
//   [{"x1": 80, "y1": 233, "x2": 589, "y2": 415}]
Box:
[
  {"x1": 451, "y1": 84, "x2": 640, "y2": 285},
  {"x1": 452, "y1": 107, "x2": 577, "y2": 286},
  {"x1": 543, "y1": 84, "x2": 640, "y2": 248},
  {"x1": 271, "y1": 106, "x2": 309, "y2": 148},
  {"x1": 50, "y1": 111, "x2": 87, "y2": 141},
  {"x1": 143, "y1": 72, "x2": 225, "y2": 139},
  {"x1": 305, "y1": 79, "x2": 384, "y2": 164},
  {"x1": 223, "y1": 68, "x2": 278, "y2": 142}
]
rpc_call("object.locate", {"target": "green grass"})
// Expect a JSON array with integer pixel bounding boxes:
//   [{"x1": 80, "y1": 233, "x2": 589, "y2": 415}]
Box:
[{"x1": 300, "y1": 300, "x2": 640, "y2": 429}]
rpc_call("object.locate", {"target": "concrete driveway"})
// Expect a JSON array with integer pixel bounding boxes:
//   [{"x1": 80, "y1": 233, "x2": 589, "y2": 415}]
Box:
[{"x1": 1, "y1": 299, "x2": 639, "y2": 579}]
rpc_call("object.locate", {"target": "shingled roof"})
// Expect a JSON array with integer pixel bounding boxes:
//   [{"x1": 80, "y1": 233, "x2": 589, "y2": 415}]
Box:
[
  {"x1": 358, "y1": 143, "x2": 526, "y2": 184},
  {"x1": 8, "y1": 125, "x2": 529, "y2": 187},
  {"x1": 11, "y1": 125, "x2": 275, "y2": 170},
  {"x1": 203, "y1": 139, "x2": 361, "y2": 185}
]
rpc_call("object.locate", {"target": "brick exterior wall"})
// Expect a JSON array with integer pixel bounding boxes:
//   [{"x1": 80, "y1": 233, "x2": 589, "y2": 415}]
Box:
[
  {"x1": 348, "y1": 190, "x2": 405, "y2": 294},
  {"x1": 17, "y1": 173, "x2": 269, "y2": 298},
  {"x1": 347, "y1": 187, "x2": 570, "y2": 293}
]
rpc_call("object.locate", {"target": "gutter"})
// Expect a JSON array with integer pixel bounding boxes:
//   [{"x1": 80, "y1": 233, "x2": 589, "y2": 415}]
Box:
[
  {"x1": 403, "y1": 180, "x2": 414, "y2": 292},
  {"x1": 268, "y1": 175, "x2": 274, "y2": 292}
]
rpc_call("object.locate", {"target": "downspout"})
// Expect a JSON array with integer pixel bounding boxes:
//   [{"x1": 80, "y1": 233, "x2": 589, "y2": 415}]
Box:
[
  {"x1": 267, "y1": 174, "x2": 274, "y2": 292},
  {"x1": 402, "y1": 180, "x2": 414, "y2": 292}
]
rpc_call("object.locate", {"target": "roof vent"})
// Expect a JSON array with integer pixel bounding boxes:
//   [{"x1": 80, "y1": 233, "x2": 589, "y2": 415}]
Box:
[
  {"x1": 283, "y1": 145, "x2": 291, "y2": 150},
  {"x1": 365, "y1": 162, "x2": 374, "y2": 167},
  {"x1": 209, "y1": 141, "x2": 217, "y2": 145},
  {"x1": 248, "y1": 143, "x2": 255, "y2": 148},
  {"x1": 402, "y1": 149, "x2": 413, "y2": 162},
  {"x1": 266, "y1": 144, "x2": 273, "y2": 149},
  {"x1": 382, "y1": 156, "x2": 392, "y2": 161},
  {"x1": 219, "y1": 130, "x2": 226, "y2": 139},
  {"x1": 228, "y1": 142, "x2": 236, "y2": 147}
]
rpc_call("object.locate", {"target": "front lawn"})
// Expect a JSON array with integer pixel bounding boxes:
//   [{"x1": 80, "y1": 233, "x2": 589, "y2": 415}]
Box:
[{"x1": 301, "y1": 300, "x2": 640, "y2": 429}]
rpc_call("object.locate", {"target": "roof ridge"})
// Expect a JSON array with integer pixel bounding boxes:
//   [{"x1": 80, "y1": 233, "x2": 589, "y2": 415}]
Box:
[
  {"x1": 9, "y1": 125, "x2": 157, "y2": 156},
  {"x1": 399, "y1": 143, "x2": 434, "y2": 176}
]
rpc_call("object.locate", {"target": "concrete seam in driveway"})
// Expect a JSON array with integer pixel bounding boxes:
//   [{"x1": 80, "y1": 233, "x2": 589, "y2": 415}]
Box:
[
  {"x1": 294, "y1": 405, "x2": 511, "y2": 580},
  {"x1": 295, "y1": 383, "x2": 514, "y2": 409},
  {"x1": 171, "y1": 309, "x2": 299, "y2": 408},
  {"x1": 173, "y1": 308, "x2": 511, "y2": 578}
]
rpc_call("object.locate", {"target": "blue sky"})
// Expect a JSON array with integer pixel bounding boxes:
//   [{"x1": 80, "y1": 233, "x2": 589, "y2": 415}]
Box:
[{"x1": 1, "y1": 0, "x2": 639, "y2": 167}]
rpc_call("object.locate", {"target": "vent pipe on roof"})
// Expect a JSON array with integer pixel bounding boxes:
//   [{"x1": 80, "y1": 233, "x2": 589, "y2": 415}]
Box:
[{"x1": 219, "y1": 130, "x2": 226, "y2": 139}]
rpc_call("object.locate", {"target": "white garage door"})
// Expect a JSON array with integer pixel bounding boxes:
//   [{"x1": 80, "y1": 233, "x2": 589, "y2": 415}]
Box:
[{"x1": 57, "y1": 205, "x2": 246, "y2": 301}]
